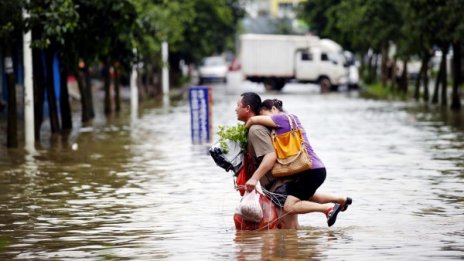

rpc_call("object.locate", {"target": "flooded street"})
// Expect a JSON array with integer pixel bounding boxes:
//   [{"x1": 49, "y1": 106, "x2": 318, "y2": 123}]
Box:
[{"x1": 1, "y1": 78, "x2": 463, "y2": 260}]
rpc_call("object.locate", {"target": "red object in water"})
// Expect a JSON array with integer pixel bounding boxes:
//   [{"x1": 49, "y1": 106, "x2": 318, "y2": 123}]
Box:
[
  {"x1": 233, "y1": 192, "x2": 279, "y2": 231},
  {"x1": 233, "y1": 152, "x2": 280, "y2": 230}
]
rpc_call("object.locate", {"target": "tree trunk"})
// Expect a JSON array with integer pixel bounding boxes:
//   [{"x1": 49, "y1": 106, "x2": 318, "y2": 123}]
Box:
[
  {"x1": 415, "y1": 53, "x2": 431, "y2": 101},
  {"x1": 414, "y1": 57, "x2": 424, "y2": 100},
  {"x1": 114, "y1": 62, "x2": 121, "y2": 112},
  {"x1": 381, "y1": 46, "x2": 388, "y2": 87},
  {"x1": 4, "y1": 43, "x2": 18, "y2": 148},
  {"x1": 31, "y1": 28, "x2": 45, "y2": 140},
  {"x1": 32, "y1": 49, "x2": 45, "y2": 140},
  {"x1": 45, "y1": 48, "x2": 61, "y2": 133},
  {"x1": 138, "y1": 63, "x2": 147, "y2": 99},
  {"x1": 423, "y1": 61, "x2": 430, "y2": 102},
  {"x1": 414, "y1": 65, "x2": 422, "y2": 100},
  {"x1": 399, "y1": 60, "x2": 408, "y2": 93},
  {"x1": 450, "y1": 42, "x2": 461, "y2": 111},
  {"x1": 59, "y1": 62, "x2": 72, "y2": 131},
  {"x1": 76, "y1": 68, "x2": 91, "y2": 123},
  {"x1": 136, "y1": 66, "x2": 143, "y2": 100},
  {"x1": 102, "y1": 59, "x2": 112, "y2": 114},
  {"x1": 440, "y1": 46, "x2": 449, "y2": 107},
  {"x1": 169, "y1": 52, "x2": 184, "y2": 88},
  {"x1": 372, "y1": 54, "x2": 379, "y2": 83},
  {"x1": 366, "y1": 52, "x2": 373, "y2": 84},
  {"x1": 84, "y1": 65, "x2": 95, "y2": 119},
  {"x1": 152, "y1": 64, "x2": 162, "y2": 97},
  {"x1": 431, "y1": 60, "x2": 442, "y2": 104},
  {"x1": 390, "y1": 58, "x2": 398, "y2": 89}
]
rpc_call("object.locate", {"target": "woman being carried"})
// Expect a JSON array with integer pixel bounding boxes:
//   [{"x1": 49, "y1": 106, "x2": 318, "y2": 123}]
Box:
[{"x1": 245, "y1": 99, "x2": 352, "y2": 228}]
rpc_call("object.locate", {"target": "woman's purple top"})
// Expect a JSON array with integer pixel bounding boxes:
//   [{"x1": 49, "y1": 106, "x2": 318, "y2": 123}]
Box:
[{"x1": 271, "y1": 114, "x2": 325, "y2": 169}]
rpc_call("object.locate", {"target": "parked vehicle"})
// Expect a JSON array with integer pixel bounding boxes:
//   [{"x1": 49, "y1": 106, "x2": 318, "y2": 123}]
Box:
[
  {"x1": 239, "y1": 34, "x2": 351, "y2": 91},
  {"x1": 344, "y1": 51, "x2": 360, "y2": 89},
  {"x1": 198, "y1": 56, "x2": 228, "y2": 84}
]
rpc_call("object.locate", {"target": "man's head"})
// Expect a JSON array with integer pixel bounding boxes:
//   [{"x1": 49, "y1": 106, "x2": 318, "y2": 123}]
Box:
[{"x1": 236, "y1": 92, "x2": 261, "y2": 122}]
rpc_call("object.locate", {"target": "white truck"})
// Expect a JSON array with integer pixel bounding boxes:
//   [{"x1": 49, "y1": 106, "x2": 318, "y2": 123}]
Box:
[{"x1": 240, "y1": 34, "x2": 353, "y2": 91}]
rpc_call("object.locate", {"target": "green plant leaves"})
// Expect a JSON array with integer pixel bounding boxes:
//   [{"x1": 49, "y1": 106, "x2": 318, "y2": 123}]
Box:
[{"x1": 216, "y1": 123, "x2": 247, "y2": 153}]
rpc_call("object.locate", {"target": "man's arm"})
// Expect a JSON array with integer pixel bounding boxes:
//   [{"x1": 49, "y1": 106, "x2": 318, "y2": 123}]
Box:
[{"x1": 245, "y1": 151, "x2": 276, "y2": 192}]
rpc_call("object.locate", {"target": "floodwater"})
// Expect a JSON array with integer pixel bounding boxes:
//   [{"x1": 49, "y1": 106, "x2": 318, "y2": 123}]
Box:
[{"x1": 0, "y1": 78, "x2": 463, "y2": 260}]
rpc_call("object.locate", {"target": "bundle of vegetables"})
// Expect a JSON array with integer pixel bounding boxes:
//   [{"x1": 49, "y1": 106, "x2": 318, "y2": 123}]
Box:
[{"x1": 216, "y1": 123, "x2": 247, "y2": 153}]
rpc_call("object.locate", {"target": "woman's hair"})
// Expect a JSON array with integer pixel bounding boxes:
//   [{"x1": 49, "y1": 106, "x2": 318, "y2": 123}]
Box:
[{"x1": 261, "y1": 99, "x2": 284, "y2": 112}]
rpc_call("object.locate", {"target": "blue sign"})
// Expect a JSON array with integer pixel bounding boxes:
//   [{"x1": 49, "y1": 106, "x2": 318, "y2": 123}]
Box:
[{"x1": 189, "y1": 86, "x2": 212, "y2": 144}]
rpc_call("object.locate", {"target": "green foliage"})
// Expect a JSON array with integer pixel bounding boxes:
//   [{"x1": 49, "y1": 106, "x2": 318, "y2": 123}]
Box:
[
  {"x1": 216, "y1": 123, "x2": 247, "y2": 153},
  {"x1": 298, "y1": 0, "x2": 464, "y2": 59},
  {"x1": 132, "y1": 0, "x2": 195, "y2": 65},
  {"x1": 0, "y1": 0, "x2": 24, "y2": 43},
  {"x1": 29, "y1": 0, "x2": 79, "y2": 48},
  {"x1": 297, "y1": 0, "x2": 340, "y2": 37},
  {"x1": 0, "y1": 22, "x2": 15, "y2": 40},
  {"x1": 1, "y1": 0, "x2": 244, "y2": 85},
  {"x1": 361, "y1": 82, "x2": 408, "y2": 101},
  {"x1": 299, "y1": 0, "x2": 464, "y2": 112},
  {"x1": 131, "y1": 0, "x2": 244, "y2": 65},
  {"x1": 178, "y1": 0, "x2": 244, "y2": 63}
]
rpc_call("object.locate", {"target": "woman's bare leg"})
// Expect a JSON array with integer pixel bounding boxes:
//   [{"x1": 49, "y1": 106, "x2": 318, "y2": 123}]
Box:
[
  {"x1": 283, "y1": 195, "x2": 344, "y2": 228},
  {"x1": 309, "y1": 193, "x2": 347, "y2": 206},
  {"x1": 284, "y1": 195, "x2": 332, "y2": 215}
]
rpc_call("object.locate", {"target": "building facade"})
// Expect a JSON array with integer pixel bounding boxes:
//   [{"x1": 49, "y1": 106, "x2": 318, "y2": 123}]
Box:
[{"x1": 271, "y1": 0, "x2": 306, "y2": 18}]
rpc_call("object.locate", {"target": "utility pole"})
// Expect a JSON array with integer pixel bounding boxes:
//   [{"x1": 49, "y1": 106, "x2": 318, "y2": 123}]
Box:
[{"x1": 23, "y1": 8, "x2": 35, "y2": 150}]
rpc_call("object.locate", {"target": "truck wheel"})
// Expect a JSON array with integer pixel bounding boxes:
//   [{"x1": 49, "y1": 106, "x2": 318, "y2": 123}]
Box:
[
  {"x1": 264, "y1": 81, "x2": 273, "y2": 91},
  {"x1": 319, "y1": 77, "x2": 331, "y2": 93},
  {"x1": 264, "y1": 79, "x2": 277, "y2": 91},
  {"x1": 274, "y1": 79, "x2": 285, "y2": 91},
  {"x1": 264, "y1": 79, "x2": 285, "y2": 91}
]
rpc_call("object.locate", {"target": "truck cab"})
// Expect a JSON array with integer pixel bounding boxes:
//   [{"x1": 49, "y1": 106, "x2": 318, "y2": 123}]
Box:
[{"x1": 295, "y1": 46, "x2": 348, "y2": 92}]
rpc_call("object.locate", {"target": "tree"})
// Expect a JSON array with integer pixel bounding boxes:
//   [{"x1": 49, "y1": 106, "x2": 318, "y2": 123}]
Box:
[
  {"x1": 0, "y1": 0, "x2": 245, "y2": 148},
  {"x1": 297, "y1": 0, "x2": 341, "y2": 37},
  {"x1": 28, "y1": 0, "x2": 78, "y2": 134},
  {"x1": 85, "y1": 0, "x2": 137, "y2": 114},
  {"x1": 311, "y1": 0, "x2": 404, "y2": 85},
  {"x1": 444, "y1": 0, "x2": 464, "y2": 111},
  {"x1": 0, "y1": 0, "x2": 25, "y2": 147},
  {"x1": 132, "y1": 0, "x2": 244, "y2": 92}
]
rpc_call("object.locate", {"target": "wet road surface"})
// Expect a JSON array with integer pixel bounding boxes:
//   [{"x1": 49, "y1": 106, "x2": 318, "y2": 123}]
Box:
[{"x1": 0, "y1": 78, "x2": 463, "y2": 260}]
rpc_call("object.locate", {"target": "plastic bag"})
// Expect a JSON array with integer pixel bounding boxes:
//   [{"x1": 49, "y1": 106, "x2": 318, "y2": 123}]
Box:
[
  {"x1": 209, "y1": 139, "x2": 243, "y2": 174},
  {"x1": 237, "y1": 189, "x2": 263, "y2": 223},
  {"x1": 234, "y1": 191, "x2": 279, "y2": 230}
]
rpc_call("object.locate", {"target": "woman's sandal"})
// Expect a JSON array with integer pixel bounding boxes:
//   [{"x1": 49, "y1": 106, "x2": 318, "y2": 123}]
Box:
[
  {"x1": 341, "y1": 197, "x2": 352, "y2": 212},
  {"x1": 326, "y1": 203, "x2": 342, "y2": 227}
]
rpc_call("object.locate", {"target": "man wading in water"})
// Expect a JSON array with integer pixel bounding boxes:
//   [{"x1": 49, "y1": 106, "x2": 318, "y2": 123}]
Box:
[{"x1": 236, "y1": 92, "x2": 351, "y2": 228}]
